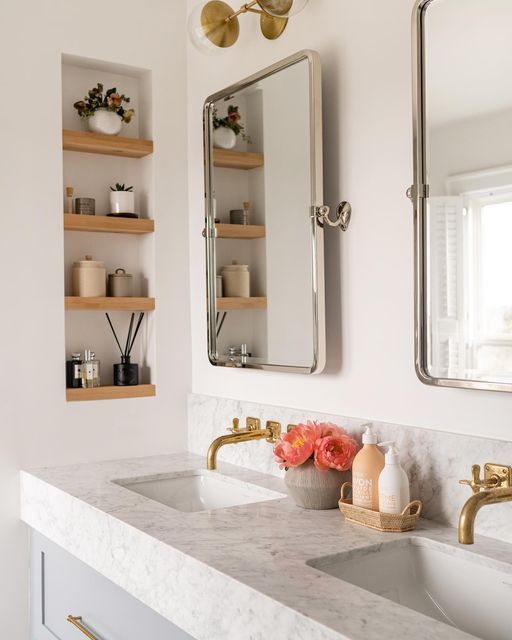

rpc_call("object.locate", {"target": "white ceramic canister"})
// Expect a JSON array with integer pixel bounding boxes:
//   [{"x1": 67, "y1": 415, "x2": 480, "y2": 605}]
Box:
[
  {"x1": 216, "y1": 275, "x2": 223, "y2": 298},
  {"x1": 108, "y1": 268, "x2": 133, "y2": 297},
  {"x1": 72, "y1": 255, "x2": 106, "y2": 297},
  {"x1": 221, "y1": 262, "x2": 250, "y2": 298}
]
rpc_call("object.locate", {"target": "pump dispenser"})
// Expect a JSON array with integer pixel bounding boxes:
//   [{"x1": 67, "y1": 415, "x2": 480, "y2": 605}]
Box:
[
  {"x1": 351, "y1": 424, "x2": 385, "y2": 510},
  {"x1": 377, "y1": 442, "x2": 410, "y2": 514}
]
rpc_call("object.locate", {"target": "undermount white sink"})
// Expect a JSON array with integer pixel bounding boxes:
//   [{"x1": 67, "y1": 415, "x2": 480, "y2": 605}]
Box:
[
  {"x1": 307, "y1": 537, "x2": 512, "y2": 640},
  {"x1": 114, "y1": 470, "x2": 286, "y2": 512}
]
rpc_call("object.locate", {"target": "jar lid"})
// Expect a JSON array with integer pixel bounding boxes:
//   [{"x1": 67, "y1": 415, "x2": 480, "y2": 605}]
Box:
[
  {"x1": 222, "y1": 263, "x2": 249, "y2": 272},
  {"x1": 109, "y1": 268, "x2": 132, "y2": 278},
  {"x1": 73, "y1": 255, "x2": 104, "y2": 268}
]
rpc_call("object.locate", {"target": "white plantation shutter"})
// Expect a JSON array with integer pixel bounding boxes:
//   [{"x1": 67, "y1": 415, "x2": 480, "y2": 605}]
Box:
[{"x1": 428, "y1": 196, "x2": 465, "y2": 377}]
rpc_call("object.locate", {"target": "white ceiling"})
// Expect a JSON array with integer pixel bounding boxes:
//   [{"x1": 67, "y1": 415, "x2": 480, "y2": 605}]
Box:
[{"x1": 426, "y1": 0, "x2": 512, "y2": 127}]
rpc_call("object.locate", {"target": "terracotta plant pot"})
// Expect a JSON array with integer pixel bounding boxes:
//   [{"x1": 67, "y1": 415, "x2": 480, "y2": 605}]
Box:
[{"x1": 285, "y1": 459, "x2": 350, "y2": 510}]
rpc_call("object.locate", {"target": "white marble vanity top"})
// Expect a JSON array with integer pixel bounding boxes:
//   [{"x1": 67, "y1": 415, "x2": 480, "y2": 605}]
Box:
[{"x1": 20, "y1": 453, "x2": 512, "y2": 640}]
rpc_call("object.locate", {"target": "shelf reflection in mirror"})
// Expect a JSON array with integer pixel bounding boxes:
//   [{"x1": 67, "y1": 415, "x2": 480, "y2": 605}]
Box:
[{"x1": 203, "y1": 50, "x2": 325, "y2": 373}]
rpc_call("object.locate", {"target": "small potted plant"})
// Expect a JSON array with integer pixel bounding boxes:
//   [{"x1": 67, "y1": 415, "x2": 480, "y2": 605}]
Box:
[
  {"x1": 73, "y1": 83, "x2": 135, "y2": 136},
  {"x1": 274, "y1": 421, "x2": 359, "y2": 509},
  {"x1": 212, "y1": 105, "x2": 250, "y2": 149},
  {"x1": 109, "y1": 183, "x2": 135, "y2": 218}
]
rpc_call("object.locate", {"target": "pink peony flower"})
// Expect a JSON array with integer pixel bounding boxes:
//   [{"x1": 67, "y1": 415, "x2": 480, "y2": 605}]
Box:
[
  {"x1": 315, "y1": 421, "x2": 348, "y2": 439},
  {"x1": 274, "y1": 423, "x2": 318, "y2": 469},
  {"x1": 314, "y1": 432, "x2": 359, "y2": 472}
]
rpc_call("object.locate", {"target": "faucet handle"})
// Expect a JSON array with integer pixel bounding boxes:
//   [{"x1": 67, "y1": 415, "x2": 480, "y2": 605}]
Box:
[
  {"x1": 228, "y1": 418, "x2": 241, "y2": 433},
  {"x1": 265, "y1": 420, "x2": 281, "y2": 443},
  {"x1": 459, "y1": 464, "x2": 500, "y2": 494},
  {"x1": 246, "y1": 417, "x2": 261, "y2": 431}
]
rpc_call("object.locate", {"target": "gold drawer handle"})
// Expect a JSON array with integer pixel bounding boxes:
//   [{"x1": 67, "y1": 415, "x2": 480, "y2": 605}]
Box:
[{"x1": 67, "y1": 615, "x2": 100, "y2": 640}]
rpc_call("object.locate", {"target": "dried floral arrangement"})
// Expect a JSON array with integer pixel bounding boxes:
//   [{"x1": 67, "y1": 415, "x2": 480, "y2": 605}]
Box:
[
  {"x1": 213, "y1": 105, "x2": 250, "y2": 142},
  {"x1": 73, "y1": 83, "x2": 135, "y2": 123}
]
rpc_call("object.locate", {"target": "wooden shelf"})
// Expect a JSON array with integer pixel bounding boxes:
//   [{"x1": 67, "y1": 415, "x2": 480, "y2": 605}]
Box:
[
  {"x1": 212, "y1": 148, "x2": 264, "y2": 170},
  {"x1": 65, "y1": 297, "x2": 155, "y2": 311},
  {"x1": 216, "y1": 297, "x2": 267, "y2": 310},
  {"x1": 64, "y1": 213, "x2": 154, "y2": 234},
  {"x1": 215, "y1": 223, "x2": 265, "y2": 239},
  {"x1": 62, "y1": 129, "x2": 153, "y2": 158},
  {"x1": 66, "y1": 384, "x2": 156, "y2": 402}
]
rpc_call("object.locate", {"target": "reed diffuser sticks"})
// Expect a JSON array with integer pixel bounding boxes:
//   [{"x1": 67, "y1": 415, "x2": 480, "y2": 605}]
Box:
[{"x1": 105, "y1": 312, "x2": 145, "y2": 357}]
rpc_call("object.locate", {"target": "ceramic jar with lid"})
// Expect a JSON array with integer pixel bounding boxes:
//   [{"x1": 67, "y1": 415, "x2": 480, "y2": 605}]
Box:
[
  {"x1": 72, "y1": 255, "x2": 106, "y2": 297},
  {"x1": 221, "y1": 262, "x2": 250, "y2": 298},
  {"x1": 108, "y1": 268, "x2": 133, "y2": 297}
]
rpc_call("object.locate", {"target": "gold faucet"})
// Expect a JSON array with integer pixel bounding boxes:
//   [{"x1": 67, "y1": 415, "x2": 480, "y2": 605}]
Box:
[
  {"x1": 458, "y1": 463, "x2": 512, "y2": 544},
  {"x1": 207, "y1": 417, "x2": 281, "y2": 470}
]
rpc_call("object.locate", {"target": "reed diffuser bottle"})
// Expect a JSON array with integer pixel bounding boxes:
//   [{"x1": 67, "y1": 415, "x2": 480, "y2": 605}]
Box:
[
  {"x1": 105, "y1": 312, "x2": 144, "y2": 386},
  {"x1": 114, "y1": 355, "x2": 138, "y2": 386}
]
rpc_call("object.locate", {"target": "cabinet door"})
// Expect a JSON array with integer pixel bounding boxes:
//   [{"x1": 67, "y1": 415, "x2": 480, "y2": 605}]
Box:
[{"x1": 30, "y1": 531, "x2": 194, "y2": 640}]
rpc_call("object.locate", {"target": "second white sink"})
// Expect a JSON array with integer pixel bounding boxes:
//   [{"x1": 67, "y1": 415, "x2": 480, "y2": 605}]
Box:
[
  {"x1": 308, "y1": 537, "x2": 512, "y2": 640},
  {"x1": 114, "y1": 470, "x2": 286, "y2": 512}
]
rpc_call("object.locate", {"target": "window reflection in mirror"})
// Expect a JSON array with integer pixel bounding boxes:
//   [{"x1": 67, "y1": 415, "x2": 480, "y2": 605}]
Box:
[{"x1": 423, "y1": 0, "x2": 512, "y2": 384}]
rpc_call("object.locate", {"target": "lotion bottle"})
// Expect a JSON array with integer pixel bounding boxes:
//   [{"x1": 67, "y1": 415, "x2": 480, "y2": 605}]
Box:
[
  {"x1": 351, "y1": 424, "x2": 385, "y2": 510},
  {"x1": 377, "y1": 442, "x2": 410, "y2": 514}
]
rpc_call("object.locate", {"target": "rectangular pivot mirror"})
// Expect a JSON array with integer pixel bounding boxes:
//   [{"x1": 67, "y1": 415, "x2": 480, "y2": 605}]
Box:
[
  {"x1": 203, "y1": 50, "x2": 325, "y2": 373},
  {"x1": 411, "y1": 0, "x2": 512, "y2": 391}
]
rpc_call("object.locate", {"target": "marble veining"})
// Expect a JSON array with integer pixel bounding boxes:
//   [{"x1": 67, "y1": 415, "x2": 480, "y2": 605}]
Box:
[
  {"x1": 188, "y1": 393, "x2": 512, "y2": 543},
  {"x1": 21, "y1": 452, "x2": 512, "y2": 640}
]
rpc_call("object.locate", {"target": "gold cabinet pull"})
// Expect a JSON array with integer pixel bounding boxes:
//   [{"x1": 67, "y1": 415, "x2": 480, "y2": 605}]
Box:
[{"x1": 67, "y1": 615, "x2": 100, "y2": 640}]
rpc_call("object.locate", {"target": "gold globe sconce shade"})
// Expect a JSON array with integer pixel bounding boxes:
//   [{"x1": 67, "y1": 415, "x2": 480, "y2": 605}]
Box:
[{"x1": 188, "y1": 0, "x2": 309, "y2": 51}]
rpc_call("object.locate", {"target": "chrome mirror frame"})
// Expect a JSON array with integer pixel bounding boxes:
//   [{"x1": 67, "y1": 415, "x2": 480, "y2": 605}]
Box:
[
  {"x1": 203, "y1": 50, "x2": 326, "y2": 374},
  {"x1": 410, "y1": 0, "x2": 512, "y2": 392}
]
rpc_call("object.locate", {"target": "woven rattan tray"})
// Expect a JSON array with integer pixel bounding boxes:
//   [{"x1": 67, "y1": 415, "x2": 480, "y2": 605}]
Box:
[{"x1": 338, "y1": 482, "x2": 422, "y2": 532}]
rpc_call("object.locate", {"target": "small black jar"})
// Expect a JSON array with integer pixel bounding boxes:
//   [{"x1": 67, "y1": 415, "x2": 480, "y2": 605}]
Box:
[{"x1": 113, "y1": 355, "x2": 139, "y2": 386}]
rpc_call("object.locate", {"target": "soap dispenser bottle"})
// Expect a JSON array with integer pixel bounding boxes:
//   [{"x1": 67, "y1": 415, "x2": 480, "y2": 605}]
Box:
[
  {"x1": 377, "y1": 442, "x2": 410, "y2": 514},
  {"x1": 351, "y1": 424, "x2": 385, "y2": 511}
]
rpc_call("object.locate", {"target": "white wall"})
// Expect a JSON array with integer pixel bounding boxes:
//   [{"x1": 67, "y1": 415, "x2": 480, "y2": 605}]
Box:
[
  {"x1": 187, "y1": 0, "x2": 512, "y2": 442},
  {"x1": 0, "y1": 1, "x2": 190, "y2": 637}
]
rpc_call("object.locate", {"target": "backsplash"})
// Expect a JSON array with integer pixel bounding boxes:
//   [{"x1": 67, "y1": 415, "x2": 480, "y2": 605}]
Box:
[{"x1": 188, "y1": 393, "x2": 512, "y2": 544}]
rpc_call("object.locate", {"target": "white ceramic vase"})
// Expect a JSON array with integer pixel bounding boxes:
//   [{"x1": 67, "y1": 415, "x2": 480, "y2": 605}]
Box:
[
  {"x1": 213, "y1": 127, "x2": 236, "y2": 149},
  {"x1": 285, "y1": 459, "x2": 350, "y2": 510},
  {"x1": 88, "y1": 109, "x2": 123, "y2": 136},
  {"x1": 110, "y1": 191, "x2": 135, "y2": 215}
]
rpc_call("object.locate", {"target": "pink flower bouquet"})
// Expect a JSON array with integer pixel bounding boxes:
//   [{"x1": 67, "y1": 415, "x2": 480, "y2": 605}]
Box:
[{"x1": 274, "y1": 421, "x2": 359, "y2": 472}]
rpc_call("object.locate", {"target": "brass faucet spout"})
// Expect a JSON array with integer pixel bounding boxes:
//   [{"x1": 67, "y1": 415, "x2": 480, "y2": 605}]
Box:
[
  {"x1": 207, "y1": 430, "x2": 268, "y2": 470},
  {"x1": 206, "y1": 419, "x2": 281, "y2": 470},
  {"x1": 458, "y1": 486, "x2": 512, "y2": 544}
]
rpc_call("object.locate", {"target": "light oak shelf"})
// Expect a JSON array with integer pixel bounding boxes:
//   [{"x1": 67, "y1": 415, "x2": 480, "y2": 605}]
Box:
[
  {"x1": 62, "y1": 129, "x2": 153, "y2": 158},
  {"x1": 212, "y1": 148, "x2": 264, "y2": 170},
  {"x1": 215, "y1": 223, "x2": 265, "y2": 239},
  {"x1": 65, "y1": 297, "x2": 155, "y2": 311},
  {"x1": 66, "y1": 384, "x2": 156, "y2": 402},
  {"x1": 64, "y1": 213, "x2": 154, "y2": 234},
  {"x1": 216, "y1": 297, "x2": 267, "y2": 310}
]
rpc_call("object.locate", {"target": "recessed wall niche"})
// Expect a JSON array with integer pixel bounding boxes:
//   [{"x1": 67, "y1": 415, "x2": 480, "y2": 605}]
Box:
[{"x1": 61, "y1": 54, "x2": 156, "y2": 400}]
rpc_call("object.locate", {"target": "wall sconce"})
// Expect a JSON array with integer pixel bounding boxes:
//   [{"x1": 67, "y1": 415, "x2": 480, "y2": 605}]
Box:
[{"x1": 188, "y1": 0, "x2": 309, "y2": 51}]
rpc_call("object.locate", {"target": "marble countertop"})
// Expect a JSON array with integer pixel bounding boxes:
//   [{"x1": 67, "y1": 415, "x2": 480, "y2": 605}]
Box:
[{"x1": 20, "y1": 453, "x2": 512, "y2": 640}]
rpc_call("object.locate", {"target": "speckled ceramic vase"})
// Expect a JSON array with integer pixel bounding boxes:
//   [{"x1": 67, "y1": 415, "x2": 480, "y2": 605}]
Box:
[
  {"x1": 285, "y1": 460, "x2": 350, "y2": 510},
  {"x1": 213, "y1": 127, "x2": 236, "y2": 149},
  {"x1": 88, "y1": 109, "x2": 122, "y2": 135}
]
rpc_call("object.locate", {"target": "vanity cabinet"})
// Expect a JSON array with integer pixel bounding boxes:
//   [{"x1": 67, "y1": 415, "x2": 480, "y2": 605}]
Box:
[{"x1": 31, "y1": 531, "x2": 193, "y2": 640}]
